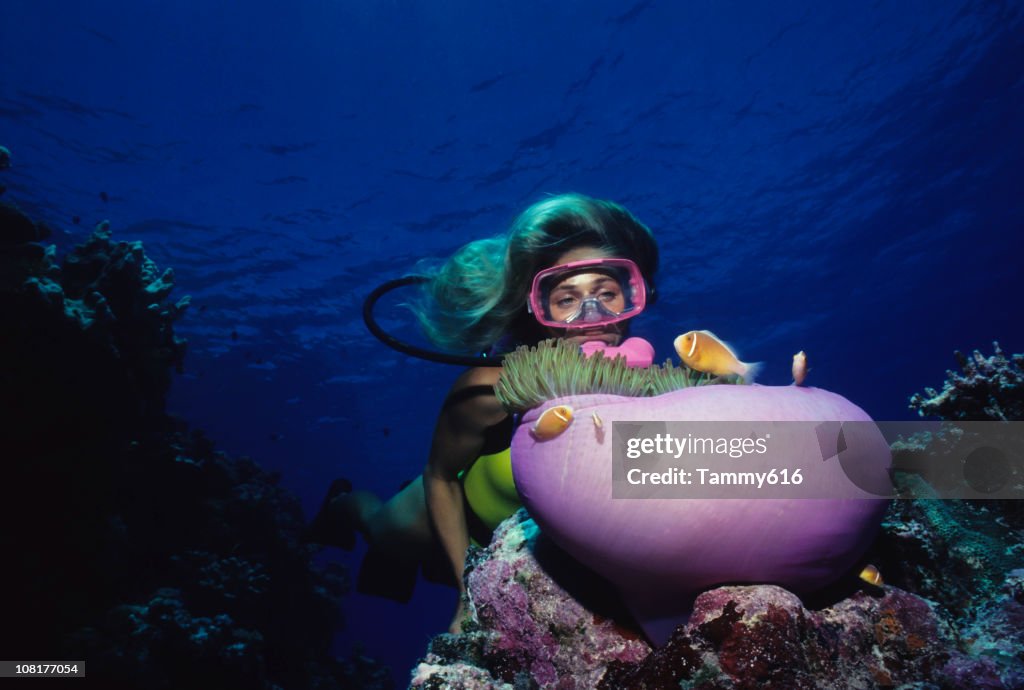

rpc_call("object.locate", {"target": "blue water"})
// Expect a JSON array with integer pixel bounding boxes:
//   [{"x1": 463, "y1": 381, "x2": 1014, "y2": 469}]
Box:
[{"x1": 3, "y1": 0, "x2": 1022, "y2": 684}]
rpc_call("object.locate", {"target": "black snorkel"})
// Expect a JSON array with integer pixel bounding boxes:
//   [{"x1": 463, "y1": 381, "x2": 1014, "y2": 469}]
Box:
[{"x1": 362, "y1": 276, "x2": 506, "y2": 367}]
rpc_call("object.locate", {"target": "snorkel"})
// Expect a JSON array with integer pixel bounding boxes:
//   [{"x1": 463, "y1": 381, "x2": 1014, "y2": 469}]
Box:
[
  {"x1": 362, "y1": 275, "x2": 503, "y2": 366},
  {"x1": 363, "y1": 257, "x2": 654, "y2": 367}
]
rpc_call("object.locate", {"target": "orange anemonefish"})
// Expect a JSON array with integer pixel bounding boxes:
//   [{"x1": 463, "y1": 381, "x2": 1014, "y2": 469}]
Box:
[
  {"x1": 673, "y1": 330, "x2": 761, "y2": 381},
  {"x1": 531, "y1": 404, "x2": 574, "y2": 440}
]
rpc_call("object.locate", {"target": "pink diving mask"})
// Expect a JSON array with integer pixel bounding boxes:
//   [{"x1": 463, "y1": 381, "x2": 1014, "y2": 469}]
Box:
[{"x1": 527, "y1": 257, "x2": 647, "y2": 330}]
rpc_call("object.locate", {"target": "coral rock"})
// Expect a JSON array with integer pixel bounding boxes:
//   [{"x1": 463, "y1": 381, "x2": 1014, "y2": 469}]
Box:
[
  {"x1": 600, "y1": 585, "x2": 1007, "y2": 689},
  {"x1": 2, "y1": 202, "x2": 392, "y2": 689},
  {"x1": 0, "y1": 200, "x2": 49, "y2": 245},
  {"x1": 414, "y1": 344, "x2": 1024, "y2": 688},
  {"x1": 416, "y1": 509, "x2": 1024, "y2": 689},
  {"x1": 909, "y1": 342, "x2": 1024, "y2": 421},
  {"x1": 413, "y1": 511, "x2": 650, "y2": 688}
]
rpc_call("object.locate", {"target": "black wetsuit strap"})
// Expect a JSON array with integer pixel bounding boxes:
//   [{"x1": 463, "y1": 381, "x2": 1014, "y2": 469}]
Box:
[{"x1": 479, "y1": 413, "x2": 515, "y2": 455}]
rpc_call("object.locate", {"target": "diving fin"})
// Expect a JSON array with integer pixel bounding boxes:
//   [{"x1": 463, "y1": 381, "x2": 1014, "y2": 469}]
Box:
[{"x1": 303, "y1": 478, "x2": 356, "y2": 550}]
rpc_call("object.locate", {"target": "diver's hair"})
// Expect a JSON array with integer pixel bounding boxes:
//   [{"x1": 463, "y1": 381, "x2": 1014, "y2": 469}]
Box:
[{"x1": 410, "y1": 193, "x2": 660, "y2": 354}]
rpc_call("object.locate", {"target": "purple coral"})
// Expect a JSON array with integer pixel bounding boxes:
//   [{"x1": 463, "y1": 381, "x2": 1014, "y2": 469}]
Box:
[
  {"x1": 910, "y1": 342, "x2": 1024, "y2": 421},
  {"x1": 412, "y1": 511, "x2": 651, "y2": 688},
  {"x1": 415, "y1": 511, "x2": 1024, "y2": 688}
]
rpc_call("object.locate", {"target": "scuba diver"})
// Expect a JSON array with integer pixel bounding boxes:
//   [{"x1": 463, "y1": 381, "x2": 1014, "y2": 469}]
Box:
[{"x1": 306, "y1": 193, "x2": 659, "y2": 633}]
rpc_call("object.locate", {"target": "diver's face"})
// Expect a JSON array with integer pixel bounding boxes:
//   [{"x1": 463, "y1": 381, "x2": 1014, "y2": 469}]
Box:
[
  {"x1": 543, "y1": 247, "x2": 625, "y2": 347},
  {"x1": 546, "y1": 272, "x2": 627, "y2": 322}
]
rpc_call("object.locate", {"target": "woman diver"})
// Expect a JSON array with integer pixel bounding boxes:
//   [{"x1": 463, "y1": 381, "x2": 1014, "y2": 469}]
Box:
[{"x1": 306, "y1": 193, "x2": 659, "y2": 633}]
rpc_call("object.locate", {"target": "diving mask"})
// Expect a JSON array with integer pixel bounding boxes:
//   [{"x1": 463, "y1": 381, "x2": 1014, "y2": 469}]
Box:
[{"x1": 527, "y1": 257, "x2": 647, "y2": 330}]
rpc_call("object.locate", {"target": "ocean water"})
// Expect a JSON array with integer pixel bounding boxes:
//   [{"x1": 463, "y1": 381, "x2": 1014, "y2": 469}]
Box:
[{"x1": 2, "y1": 0, "x2": 1022, "y2": 684}]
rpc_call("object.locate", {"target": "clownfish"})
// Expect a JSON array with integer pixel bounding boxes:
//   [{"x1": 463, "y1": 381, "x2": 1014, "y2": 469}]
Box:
[
  {"x1": 673, "y1": 330, "x2": 761, "y2": 382},
  {"x1": 792, "y1": 351, "x2": 808, "y2": 386},
  {"x1": 532, "y1": 404, "x2": 574, "y2": 441}
]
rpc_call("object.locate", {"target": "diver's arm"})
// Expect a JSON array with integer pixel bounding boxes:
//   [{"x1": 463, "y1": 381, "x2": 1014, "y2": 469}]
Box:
[{"x1": 422, "y1": 366, "x2": 507, "y2": 632}]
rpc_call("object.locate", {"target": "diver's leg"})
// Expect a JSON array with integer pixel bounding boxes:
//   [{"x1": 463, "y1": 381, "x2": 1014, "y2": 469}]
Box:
[
  {"x1": 307, "y1": 475, "x2": 441, "y2": 600},
  {"x1": 307, "y1": 475, "x2": 432, "y2": 553},
  {"x1": 357, "y1": 476, "x2": 437, "y2": 601},
  {"x1": 362, "y1": 476, "x2": 433, "y2": 559},
  {"x1": 338, "y1": 490, "x2": 384, "y2": 536}
]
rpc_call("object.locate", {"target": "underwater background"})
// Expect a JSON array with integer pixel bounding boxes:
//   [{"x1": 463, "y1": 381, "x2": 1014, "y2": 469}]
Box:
[{"x1": 2, "y1": 0, "x2": 1022, "y2": 686}]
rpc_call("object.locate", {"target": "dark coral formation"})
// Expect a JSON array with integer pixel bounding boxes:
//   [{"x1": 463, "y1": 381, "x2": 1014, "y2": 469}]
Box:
[
  {"x1": 865, "y1": 505, "x2": 1024, "y2": 688},
  {"x1": 2, "y1": 206, "x2": 187, "y2": 448},
  {"x1": 864, "y1": 343, "x2": 1024, "y2": 687},
  {"x1": 0, "y1": 201, "x2": 390, "y2": 689},
  {"x1": 909, "y1": 342, "x2": 1024, "y2": 421}
]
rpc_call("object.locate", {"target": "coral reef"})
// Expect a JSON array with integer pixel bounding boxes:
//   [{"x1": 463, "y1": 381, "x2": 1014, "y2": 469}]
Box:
[
  {"x1": 412, "y1": 511, "x2": 1024, "y2": 689},
  {"x1": 866, "y1": 343, "x2": 1024, "y2": 685},
  {"x1": 0, "y1": 200, "x2": 390, "y2": 689},
  {"x1": 869, "y1": 473, "x2": 1024, "y2": 618},
  {"x1": 412, "y1": 511, "x2": 651, "y2": 689},
  {"x1": 410, "y1": 343, "x2": 1024, "y2": 688},
  {"x1": 599, "y1": 584, "x2": 1017, "y2": 689},
  {"x1": 909, "y1": 342, "x2": 1024, "y2": 421}
]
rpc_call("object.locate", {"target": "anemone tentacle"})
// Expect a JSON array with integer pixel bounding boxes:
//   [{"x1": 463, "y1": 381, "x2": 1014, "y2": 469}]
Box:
[{"x1": 495, "y1": 339, "x2": 733, "y2": 412}]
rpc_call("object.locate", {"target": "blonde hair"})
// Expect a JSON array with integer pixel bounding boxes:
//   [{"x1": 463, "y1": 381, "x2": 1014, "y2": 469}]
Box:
[{"x1": 410, "y1": 194, "x2": 659, "y2": 355}]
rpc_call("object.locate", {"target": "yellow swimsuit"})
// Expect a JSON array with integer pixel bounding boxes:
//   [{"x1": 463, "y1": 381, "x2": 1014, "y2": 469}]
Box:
[
  {"x1": 462, "y1": 447, "x2": 521, "y2": 531},
  {"x1": 455, "y1": 412, "x2": 521, "y2": 543}
]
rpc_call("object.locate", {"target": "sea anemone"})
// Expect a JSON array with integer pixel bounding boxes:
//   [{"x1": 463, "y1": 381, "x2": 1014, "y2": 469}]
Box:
[{"x1": 495, "y1": 339, "x2": 735, "y2": 412}]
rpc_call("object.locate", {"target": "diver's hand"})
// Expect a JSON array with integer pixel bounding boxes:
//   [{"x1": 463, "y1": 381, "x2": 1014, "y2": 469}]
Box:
[{"x1": 447, "y1": 594, "x2": 469, "y2": 634}]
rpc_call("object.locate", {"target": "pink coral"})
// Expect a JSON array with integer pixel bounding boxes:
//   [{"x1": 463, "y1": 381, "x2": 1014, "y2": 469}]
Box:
[{"x1": 414, "y1": 511, "x2": 650, "y2": 688}]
